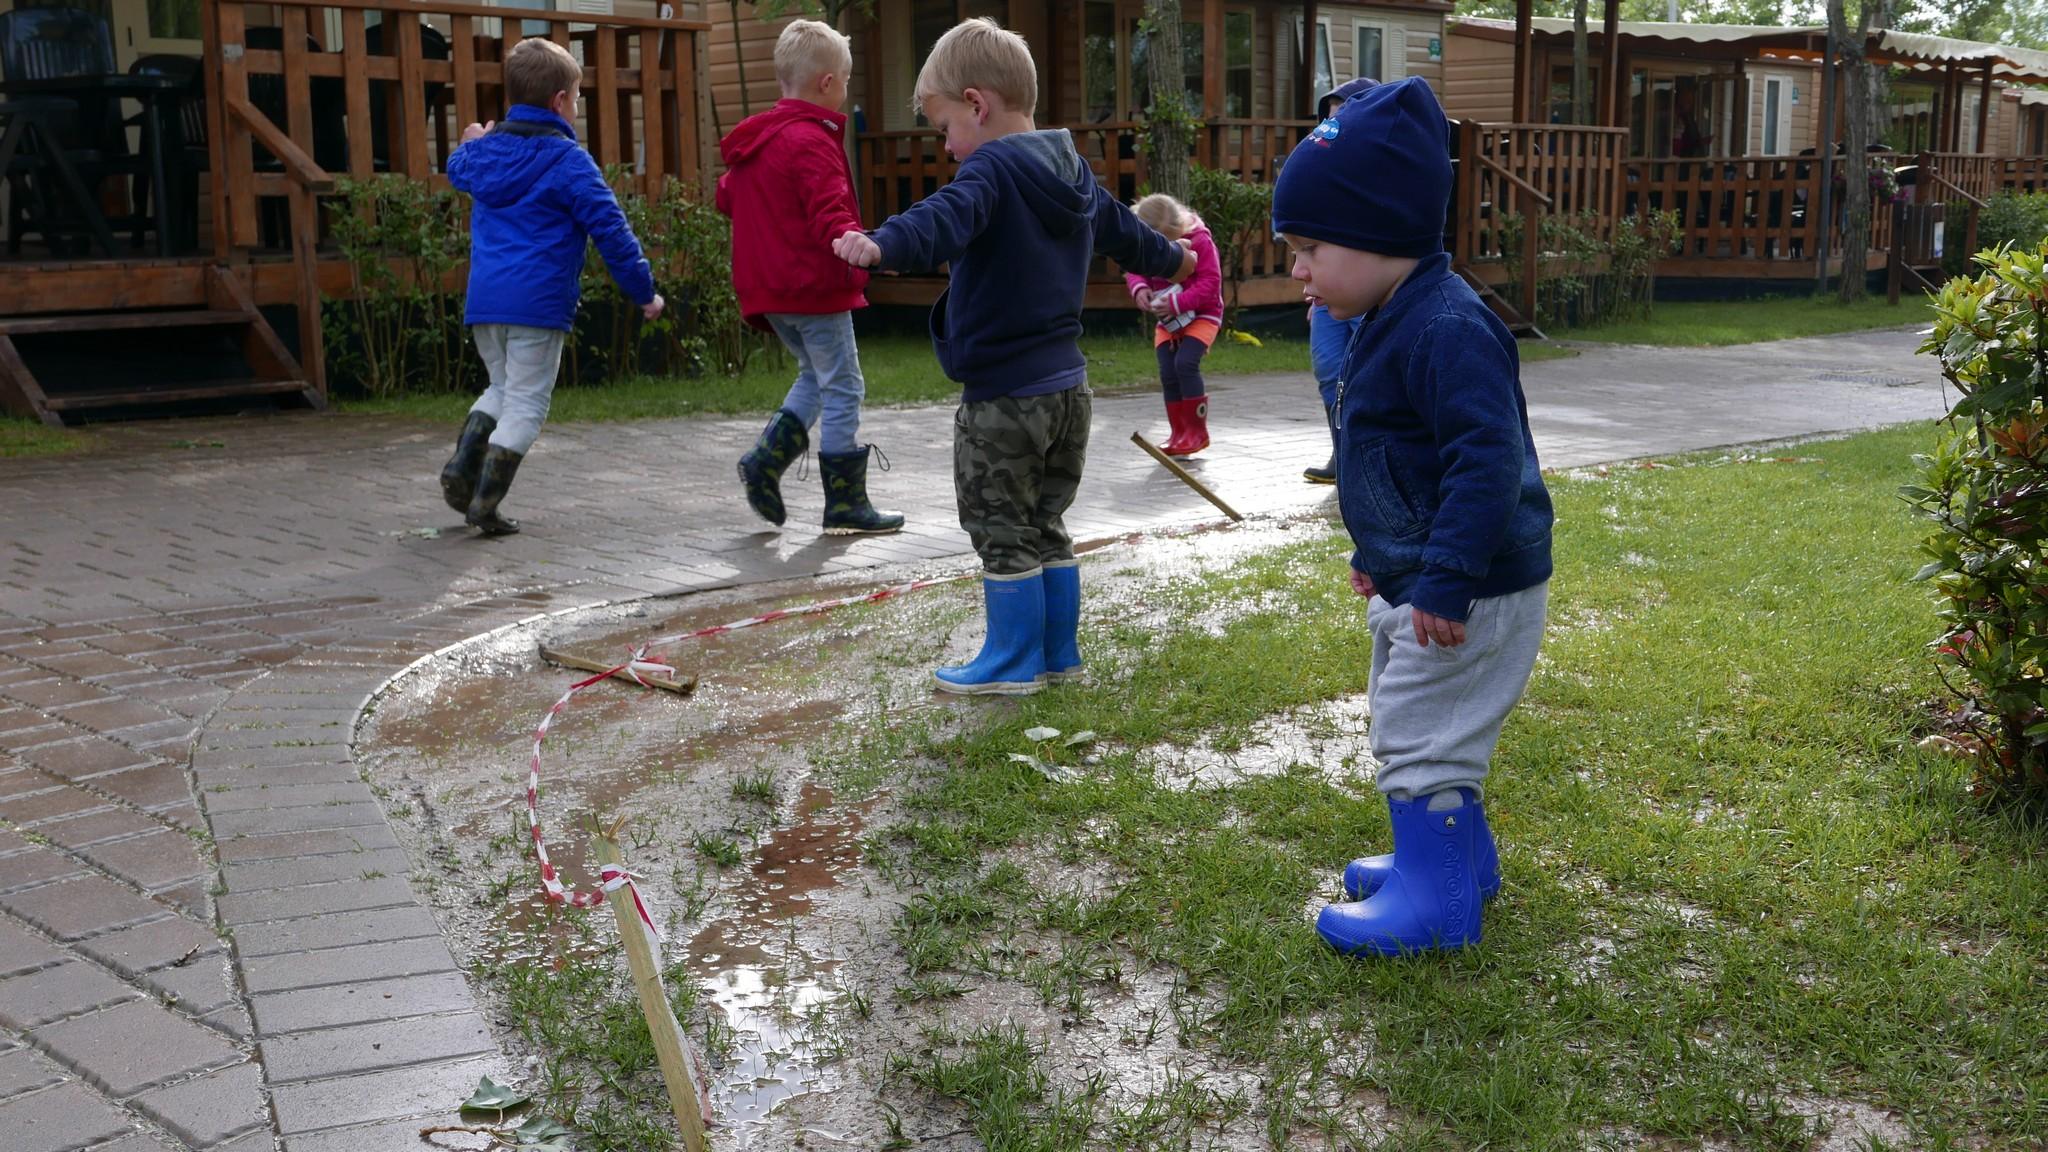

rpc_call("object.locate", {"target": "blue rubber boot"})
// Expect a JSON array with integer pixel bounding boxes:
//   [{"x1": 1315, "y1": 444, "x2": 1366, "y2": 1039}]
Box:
[
  {"x1": 1041, "y1": 561, "x2": 1082, "y2": 684},
  {"x1": 934, "y1": 571, "x2": 1046, "y2": 696},
  {"x1": 1343, "y1": 799, "x2": 1501, "y2": 902},
  {"x1": 1318, "y1": 788, "x2": 1484, "y2": 957}
]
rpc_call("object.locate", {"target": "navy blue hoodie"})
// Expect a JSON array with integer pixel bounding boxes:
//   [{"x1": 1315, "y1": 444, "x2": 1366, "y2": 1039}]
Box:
[
  {"x1": 447, "y1": 105, "x2": 655, "y2": 332},
  {"x1": 1336, "y1": 253, "x2": 1554, "y2": 622},
  {"x1": 868, "y1": 130, "x2": 1185, "y2": 402}
]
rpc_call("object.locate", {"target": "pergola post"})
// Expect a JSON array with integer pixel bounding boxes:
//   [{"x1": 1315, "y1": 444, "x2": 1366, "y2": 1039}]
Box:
[
  {"x1": 1977, "y1": 59, "x2": 1993, "y2": 152},
  {"x1": 1598, "y1": 0, "x2": 1620, "y2": 127},
  {"x1": 1513, "y1": 0, "x2": 1533, "y2": 122},
  {"x1": 1202, "y1": 0, "x2": 1223, "y2": 165},
  {"x1": 1299, "y1": 0, "x2": 1320, "y2": 118}
]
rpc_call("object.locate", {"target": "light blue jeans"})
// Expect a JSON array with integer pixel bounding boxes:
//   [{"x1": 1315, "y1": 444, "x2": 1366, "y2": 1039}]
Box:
[
  {"x1": 766, "y1": 311, "x2": 866, "y2": 455},
  {"x1": 1309, "y1": 302, "x2": 1361, "y2": 412},
  {"x1": 468, "y1": 324, "x2": 568, "y2": 455}
]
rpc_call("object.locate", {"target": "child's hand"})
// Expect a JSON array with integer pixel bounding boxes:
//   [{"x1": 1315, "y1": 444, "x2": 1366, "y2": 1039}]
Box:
[
  {"x1": 1133, "y1": 287, "x2": 1154, "y2": 311},
  {"x1": 1349, "y1": 568, "x2": 1375, "y2": 599},
  {"x1": 641, "y1": 294, "x2": 665, "y2": 321},
  {"x1": 461, "y1": 120, "x2": 493, "y2": 144},
  {"x1": 1169, "y1": 240, "x2": 1197, "y2": 283},
  {"x1": 1412, "y1": 608, "x2": 1467, "y2": 648},
  {"x1": 834, "y1": 231, "x2": 881, "y2": 268}
]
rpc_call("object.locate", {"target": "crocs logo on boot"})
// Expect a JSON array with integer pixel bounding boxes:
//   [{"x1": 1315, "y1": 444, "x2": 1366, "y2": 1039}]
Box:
[{"x1": 1440, "y1": 841, "x2": 1466, "y2": 924}]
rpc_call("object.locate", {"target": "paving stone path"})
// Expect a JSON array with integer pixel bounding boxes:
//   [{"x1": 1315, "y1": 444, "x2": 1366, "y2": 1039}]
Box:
[{"x1": 0, "y1": 329, "x2": 1945, "y2": 1150}]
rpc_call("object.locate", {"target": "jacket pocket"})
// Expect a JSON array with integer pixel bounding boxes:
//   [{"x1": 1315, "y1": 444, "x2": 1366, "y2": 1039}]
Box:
[{"x1": 1357, "y1": 438, "x2": 1428, "y2": 539}]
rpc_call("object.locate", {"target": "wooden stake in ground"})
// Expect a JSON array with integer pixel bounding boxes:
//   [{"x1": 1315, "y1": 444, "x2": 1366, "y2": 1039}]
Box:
[
  {"x1": 589, "y1": 822, "x2": 710, "y2": 1152},
  {"x1": 1131, "y1": 432, "x2": 1244, "y2": 522},
  {"x1": 539, "y1": 646, "x2": 697, "y2": 696}
]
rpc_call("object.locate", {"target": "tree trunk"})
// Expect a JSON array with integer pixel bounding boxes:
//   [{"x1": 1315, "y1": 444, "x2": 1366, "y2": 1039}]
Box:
[
  {"x1": 1144, "y1": 0, "x2": 1191, "y2": 201},
  {"x1": 1572, "y1": 0, "x2": 1589, "y2": 125},
  {"x1": 1835, "y1": 0, "x2": 1889, "y2": 302}
]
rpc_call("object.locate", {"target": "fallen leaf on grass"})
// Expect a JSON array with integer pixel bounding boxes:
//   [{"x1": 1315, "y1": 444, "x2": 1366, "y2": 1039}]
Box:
[{"x1": 460, "y1": 1075, "x2": 530, "y2": 1114}]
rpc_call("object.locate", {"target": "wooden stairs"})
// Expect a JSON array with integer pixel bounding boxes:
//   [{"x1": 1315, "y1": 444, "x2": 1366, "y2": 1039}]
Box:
[
  {"x1": 0, "y1": 266, "x2": 322, "y2": 426},
  {"x1": 1453, "y1": 263, "x2": 1547, "y2": 340}
]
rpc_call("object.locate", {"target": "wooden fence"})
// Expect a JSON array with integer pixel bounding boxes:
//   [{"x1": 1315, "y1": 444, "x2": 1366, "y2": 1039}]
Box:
[
  {"x1": 855, "y1": 118, "x2": 1312, "y2": 287},
  {"x1": 202, "y1": 0, "x2": 709, "y2": 391}
]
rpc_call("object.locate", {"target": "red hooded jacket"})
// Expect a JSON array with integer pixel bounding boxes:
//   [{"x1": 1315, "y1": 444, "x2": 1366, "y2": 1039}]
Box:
[{"x1": 715, "y1": 99, "x2": 868, "y2": 328}]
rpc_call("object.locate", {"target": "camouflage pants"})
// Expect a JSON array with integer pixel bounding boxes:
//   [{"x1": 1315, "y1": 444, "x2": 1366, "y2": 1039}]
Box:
[{"x1": 954, "y1": 385, "x2": 1092, "y2": 576}]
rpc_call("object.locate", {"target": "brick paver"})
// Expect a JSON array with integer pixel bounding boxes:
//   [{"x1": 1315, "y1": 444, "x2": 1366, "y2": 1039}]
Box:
[{"x1": 0, "y1": 329, "x2": 1946, "y2": 1148}]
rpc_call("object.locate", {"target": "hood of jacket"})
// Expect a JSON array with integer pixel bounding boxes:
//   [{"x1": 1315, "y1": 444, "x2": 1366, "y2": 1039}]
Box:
[
  {"x1": 720, "y1": 99, "x2": 849, "y2": 167},
  {"x1": 975, "y1": 130, "x2": 1093, "y2": 239},
  {"x1": 455, "y1": 105, "x2": 581, "y2": 209}
]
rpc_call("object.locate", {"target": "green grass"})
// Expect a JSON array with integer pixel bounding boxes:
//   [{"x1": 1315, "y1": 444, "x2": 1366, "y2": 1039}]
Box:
[
  {"x1": 1563, "y1": 295, "x2": 1935, "y2": 346},
  {"x1": 861, "y1": 423, "x2": 2047, "y2": 1149},
  {"x1": 1, "y1": 417, "x2": 97, "y2": 458},
  {"x1": 335, "y1": 332, "x2": 1312, "y2": 424}
]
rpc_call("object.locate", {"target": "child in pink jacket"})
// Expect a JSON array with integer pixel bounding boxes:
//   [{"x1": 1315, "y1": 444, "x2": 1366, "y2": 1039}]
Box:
[{"x1": 1127, "y1": 194, "x2": 1223, "y2": 456}]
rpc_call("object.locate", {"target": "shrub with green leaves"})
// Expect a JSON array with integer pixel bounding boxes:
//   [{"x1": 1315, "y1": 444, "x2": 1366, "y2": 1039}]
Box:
[
  {"x1": 1185, "y1": 162, "x2": 1273, "y2": 325},
  {"x1": 1907, "y1": 239, "x2": 2048, "y2": 811}
]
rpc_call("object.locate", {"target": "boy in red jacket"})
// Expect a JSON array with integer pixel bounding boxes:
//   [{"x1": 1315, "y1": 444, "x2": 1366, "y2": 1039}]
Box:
[{"x1": 718, "y1": 19, "x2": 902, "y2": 535}]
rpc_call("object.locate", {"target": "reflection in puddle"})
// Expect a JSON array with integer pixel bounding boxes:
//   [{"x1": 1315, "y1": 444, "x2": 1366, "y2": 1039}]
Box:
[{"x1": 691, "y1": 783, "x2": 865, "y2": 1137}]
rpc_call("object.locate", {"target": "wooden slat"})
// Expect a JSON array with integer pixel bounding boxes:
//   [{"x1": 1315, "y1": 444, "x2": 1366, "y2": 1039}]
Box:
[
  {"x1": 42, "y1": 379, "x2": 311, "y2": 411},
  {"x1": 215, "y1": 2, "x2": 257, "y2": 249},
  {"x1": 225, "y1": 96, "x2": 334, "y2": 191},
  {"x1": 396, "y1": 17, "x2": 431, "y2": 178},
  {"x1": 281, "y1": 6, "x2": 316, "y2": 185},
  {"x1": 199, "y1": 0, "x2": 229, "y2": 261},
  {"x1": 0, "y1": 335, "x2": 56, "y2": 426},
  {"x1": 451, "y1": 15, "x2": 478, "y2": 136},
  {"x1": 263, "y1": 0, "x2": 710, "y2": 33},
  {"x1": 0, "y1": 311, "x2": 248, "y2": 336},
  {"x1": 595, "y1": 24, "x2": 620, "y2": 169},
  {"x1": 639, "y1": 28, "x2": 664, "y2": 187},
  {"x1": 341, "y1": 10, "x2": 374, "y2": 180}
]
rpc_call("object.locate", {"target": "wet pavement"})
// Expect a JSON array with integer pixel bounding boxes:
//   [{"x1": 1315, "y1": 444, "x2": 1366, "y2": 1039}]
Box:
[{"x1": 0, "y1": 328, "x2": 1948, "y2": 1150}]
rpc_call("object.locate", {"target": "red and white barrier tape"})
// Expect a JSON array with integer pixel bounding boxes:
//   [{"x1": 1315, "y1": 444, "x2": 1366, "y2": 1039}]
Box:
[{"x1": 523, "y1": 573, "x2": 969, "y2": 912}]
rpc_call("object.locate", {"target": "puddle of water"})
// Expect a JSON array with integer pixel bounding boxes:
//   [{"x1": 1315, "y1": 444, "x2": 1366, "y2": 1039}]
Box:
[
  {"x1": 689, "y1": 783, "x2": 867, "y2": 1138},
  {"x1": 1148, "y1": 693, "x2": 1375, "y2": 791}
]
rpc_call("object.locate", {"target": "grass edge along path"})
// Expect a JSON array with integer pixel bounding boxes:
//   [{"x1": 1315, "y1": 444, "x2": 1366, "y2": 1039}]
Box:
[
  {"x1": 846, "y1": 422, "x2": 2044, "y2": 1151},
  {"x1": 1562, "y1": 295, "x2": 1933, "y2": 347}
]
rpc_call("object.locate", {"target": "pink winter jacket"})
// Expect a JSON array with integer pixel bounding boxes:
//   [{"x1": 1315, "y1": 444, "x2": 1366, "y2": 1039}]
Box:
[{"x1": 1125, "y1": 218, "x2": 1223, "y2": 328}]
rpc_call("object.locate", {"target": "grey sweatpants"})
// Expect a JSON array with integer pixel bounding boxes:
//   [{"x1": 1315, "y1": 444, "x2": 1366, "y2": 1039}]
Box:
[
  {"x1": 1366, "y1": 582, "x2": 1549, "y2": 798},
  {"x1": 468, "y1": 324, "x2": 568, "y2": 455}
]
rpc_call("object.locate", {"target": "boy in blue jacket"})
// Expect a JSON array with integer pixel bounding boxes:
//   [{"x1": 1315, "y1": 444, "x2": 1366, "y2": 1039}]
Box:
[
  {"x1": 833, "y1": 18, "x2": 1193, "y2": 695},
  {"x1": 438, "y1": 38, "x2": 663, "y2": 535},
  {"x1": 1273, "y1": 78, "x2": 1553, "y2": 957}
]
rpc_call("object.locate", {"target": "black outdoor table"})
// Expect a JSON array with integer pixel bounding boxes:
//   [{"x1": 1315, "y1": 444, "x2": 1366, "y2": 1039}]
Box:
[
  {"x1": 0, "y1": 96, "x2": 116, "y2": 257},
  {"x1": 0, "y1": 73, "x2": 186, "y2": 257}
]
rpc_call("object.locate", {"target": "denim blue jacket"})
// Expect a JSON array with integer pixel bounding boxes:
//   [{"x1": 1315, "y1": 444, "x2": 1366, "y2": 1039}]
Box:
[
  {"x1": 1336, "y1": 252, "x2": 1553, "y2": 621},
  {"x1": 446, "y1": 105, "x2": 655, "y2": 332}
]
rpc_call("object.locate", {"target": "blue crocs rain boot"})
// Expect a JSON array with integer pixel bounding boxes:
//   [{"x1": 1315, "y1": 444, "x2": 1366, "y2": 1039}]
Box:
[
  {"x1": 934, "y1": 570, "x2": 1046, "y2": 695},
  {"x1": 1041, "y1": 560, "x2": 1082, "y2": 684},
  {"x1": 1318, "y1": 788, "x2": 1484, "y2": 957},
  {"x1": 1343, "y1": 798, "x2": 1501, "y2": 902}
]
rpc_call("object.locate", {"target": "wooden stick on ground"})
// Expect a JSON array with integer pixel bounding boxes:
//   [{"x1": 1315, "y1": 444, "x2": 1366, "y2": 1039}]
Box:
[
  {"x1": 1130, "y1": 432, "x2": 1245, "y2": 522},
  {"x1": 590, "y1": 822, "x2": 710, "y2": 1152},
  {"x1": 538, "y1": 646, "x2": 696, "y2": 695}
]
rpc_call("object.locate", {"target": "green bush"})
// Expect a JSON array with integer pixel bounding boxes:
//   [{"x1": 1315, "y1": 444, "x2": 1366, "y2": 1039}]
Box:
[
  {"x1": 1185, "y1": 162, "x2": 1273, "y2": 326},
  {"x1": 322, "y1": 174, "x2": 760, "y2": 399},
  {"x1": 1499, "y1": 210, "x2": 1681, "y2": 329},
  {"x1": 1907, "y1": 238, "x2": 2048, "y2": 813},
  {"x1": 1941, "y1": 192, "x2": 2048, "y2": 280}
]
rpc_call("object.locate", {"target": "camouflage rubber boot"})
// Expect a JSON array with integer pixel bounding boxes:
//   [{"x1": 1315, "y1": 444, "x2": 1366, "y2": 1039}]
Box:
[
  {"x1": 737, "y1": 409, "x2": 809, "y2": 527},
  {"x1": 819, "y1": 445, "x2": 905, "y2": 536},
  {"x1": 466, "y1": 445, "x2": 524, "y2": 536},
  {"x1": 440, "y1": 411, "x2": 496, "y2": 512}
]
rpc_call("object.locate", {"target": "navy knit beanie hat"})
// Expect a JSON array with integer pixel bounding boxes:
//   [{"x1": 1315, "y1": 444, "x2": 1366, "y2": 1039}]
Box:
[{"x1": 1273, "y1": 76, "x2": 1452, "y2": 259}]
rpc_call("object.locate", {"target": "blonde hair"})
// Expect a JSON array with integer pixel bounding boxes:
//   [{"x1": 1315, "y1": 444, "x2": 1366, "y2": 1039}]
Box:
[
  {"x1": 913, "y1": 18, "x2": 1037, "y2": 116},
  {"x1": 774, "y1": 19, "x2": 851, "y2": 90},
  {"x1": 506, "y1": 38, "x2": 581, "y2": 109},
  {"x1": 1133, "y1": 193, "x2": 1190, "y2": 236}
]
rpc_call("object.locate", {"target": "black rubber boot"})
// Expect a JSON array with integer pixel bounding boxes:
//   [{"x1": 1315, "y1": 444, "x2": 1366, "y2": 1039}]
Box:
[
  {"x1": 440, "y1": 411, "x2": 496, "y2": 512},
  {"x1": 738, "y1": 409, "x2": 809, "y2": 527},
  {"x1": 467, "y1": 445, "x2": 525, "y2": 536},
  {"x1": 1303, "y1": 404, "x2": 1338, "y2": 485},
  {"x1": 819, "y1": 445, "x2": 905, "y2": 536}
]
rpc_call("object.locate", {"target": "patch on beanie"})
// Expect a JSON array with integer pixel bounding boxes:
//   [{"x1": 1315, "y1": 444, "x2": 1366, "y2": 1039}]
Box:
[{"x1": 1309, "y1": 117, "x2": 1340, "y2": 147}]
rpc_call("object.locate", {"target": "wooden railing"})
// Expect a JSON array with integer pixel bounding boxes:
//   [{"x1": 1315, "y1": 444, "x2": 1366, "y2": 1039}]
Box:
[
  {"x1": 1451, "y1": 123, "x2": 1628, "y2": 266},
  {"x1": 855, "y1": 119, "x2": 1313, "y2": 285},
  {"x1": 1916, "y1": 153, "x2": 2048, "y2": 203},
  {"x1": 201, "y1": 0, "x2": 709, "y2": 392},
  {"x1": 1621, "y1": 155, "x2": 1896, "y2": 270}
]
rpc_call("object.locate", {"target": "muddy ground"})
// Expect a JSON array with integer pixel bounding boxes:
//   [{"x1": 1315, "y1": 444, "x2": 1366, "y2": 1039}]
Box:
[{"x1": 357, "y1": 518, "x2": 1359, "y2": 1151}]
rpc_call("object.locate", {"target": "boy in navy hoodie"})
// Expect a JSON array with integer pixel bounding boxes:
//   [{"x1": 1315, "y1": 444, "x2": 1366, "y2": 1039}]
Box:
[
  {"x1": 1272, "y1": 78, "x2": 1553, "y2": 957},
  {"x1": 438, "y1": 38, "x2": 662, "y2": 535},
  {"x1": 832, "y1": 18, "x2": 1193, "y2": 695}
]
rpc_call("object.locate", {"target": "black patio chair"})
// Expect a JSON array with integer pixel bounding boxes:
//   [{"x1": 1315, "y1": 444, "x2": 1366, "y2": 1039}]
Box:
[
  {"x1": 128, "y1": 53, "x2": 204, "y2": 253},
  {"x1": 0, "y1": 7, "x2": 149, "y2": 253}
]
